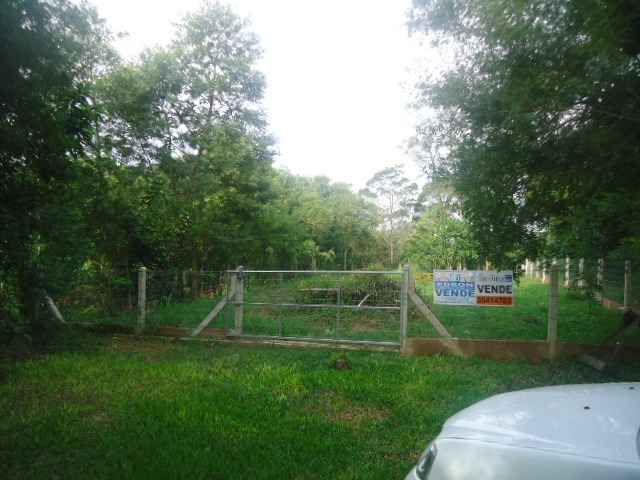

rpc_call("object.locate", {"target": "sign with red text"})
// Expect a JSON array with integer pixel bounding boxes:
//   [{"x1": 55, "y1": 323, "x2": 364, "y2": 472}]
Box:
[{"x1": 434, "y1": 270, "x2": 514, "y2": 307}]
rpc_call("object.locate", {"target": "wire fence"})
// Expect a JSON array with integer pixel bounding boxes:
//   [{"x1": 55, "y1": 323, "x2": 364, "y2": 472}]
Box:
[
  {"x1": 60, "y1": 269, "x2": 138, "y2": 326},
  {"x1": 144, "y1": 270, "x2": 231, "y2": 329},
  {"x1": 409, "y1": 270, "x2": 550, "y2": 341},
  {"x1": 53, "y1": 257, "x2": 639, "y2": 348},
  {"x1": 409, "y1": 259, "x2": 639, "y2": 346},
  {"x1": 241, "y1": 271, "x2": 402, "y2": 342}
]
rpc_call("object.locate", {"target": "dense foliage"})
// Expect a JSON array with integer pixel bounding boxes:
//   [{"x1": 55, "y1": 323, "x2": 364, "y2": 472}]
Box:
[
  {"x1": 410, "y1": 0, "x2": 640, "y2": 266},
  {"x1": 0, "y1": 0, "x2": 391, "y2": 333}
]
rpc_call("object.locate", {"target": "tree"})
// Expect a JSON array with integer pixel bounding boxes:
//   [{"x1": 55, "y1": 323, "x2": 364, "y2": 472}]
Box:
[
  {"x1": 0, "y1": 0, "x2": 98, "y2": 330},
  {"x1": 361, "y1": 166, "x2": 419, "y2": 267},
  {"x1": 410, "y1": 0, "x2": 640, "y2": 265},
  {"x1": 405, "y1": 203, "x2": 479, "y2": 270},
  {"x1": 173, "y1": 0, "x2": 266, "y2": 143}
]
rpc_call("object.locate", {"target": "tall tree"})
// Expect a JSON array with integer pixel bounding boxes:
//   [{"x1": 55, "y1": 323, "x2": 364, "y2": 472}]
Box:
[
  {"x1": 361, "y1": 166, "x2": 419, "y2": 267},
  {"x1": 0, "y1": 0, "x2": 97, "y2": 329},
  {"x1": 410, "y1": 0, "x2": 640, "y2": 264}
]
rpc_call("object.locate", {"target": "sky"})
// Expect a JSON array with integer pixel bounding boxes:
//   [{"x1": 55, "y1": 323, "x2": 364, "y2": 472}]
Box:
[{"x1": 91, "y1": 0, "x2": 431, "y2": 189}]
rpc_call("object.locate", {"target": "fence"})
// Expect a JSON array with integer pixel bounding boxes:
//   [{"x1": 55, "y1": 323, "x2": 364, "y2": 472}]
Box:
[
  {"x1": 409, "y1": 269, "x2": 551, "y2": 342},
  {"x1": 172, "y1": 268, "x2": 409, "y2": 346},
  {"x1": 56, "y1": 266, "x2": 409, "y2": 346},
  {"x1": 524, "y1": 257, "x2": 639, "y2": 312},
  {"x1": 54, "y1": 258, "x2": 639, "y2": 356},
  {"x1": 408, "y1": 259, "x2": 640, "y2": 351}
]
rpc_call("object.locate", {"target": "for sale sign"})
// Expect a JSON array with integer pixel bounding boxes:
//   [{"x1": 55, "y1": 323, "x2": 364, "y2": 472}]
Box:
[{"x1": 433, "y1": 270, "x2": 514, "y2": 307}]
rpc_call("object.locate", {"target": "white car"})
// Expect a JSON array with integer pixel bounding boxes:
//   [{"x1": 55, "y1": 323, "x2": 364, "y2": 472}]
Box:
[{"x1": 406, "y1": 383, "x2": 640, "y2": 480}]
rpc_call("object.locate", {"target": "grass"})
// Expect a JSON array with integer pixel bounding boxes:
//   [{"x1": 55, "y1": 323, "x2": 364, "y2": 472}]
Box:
[
  {"x1": 411, "y1": 278, "x2": 635, "y2": 344},
  {"x1": 63, "y1": 277, "x2": 638, "y2": 346},
  {"x1": 2, "y1": 332, "x2": 640, "y2": 479}
]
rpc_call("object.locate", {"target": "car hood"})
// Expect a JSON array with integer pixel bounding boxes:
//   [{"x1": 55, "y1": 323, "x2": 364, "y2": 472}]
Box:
[{"x1": 441, "y1": 383, "x2": 640, "y2": 464}]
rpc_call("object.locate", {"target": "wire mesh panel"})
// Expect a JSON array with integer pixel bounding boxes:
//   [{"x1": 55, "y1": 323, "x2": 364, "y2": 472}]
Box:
[
  {"x1": 240, "y1": 270, "x2": 402, "y2": 343},
  {"x1": 145, "y1": 270, "x2": 231, "y2": 329},
  {"x1": 602, "y1": 259, "x2": 626, "y2": 306},
  {"x1": 60, "y1": 269, "x2": 138, "y2": 326}
]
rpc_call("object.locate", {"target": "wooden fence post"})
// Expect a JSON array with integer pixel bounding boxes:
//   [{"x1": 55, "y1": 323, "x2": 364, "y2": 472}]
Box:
[
  {"x1": 136, "y1": 266, "x2": 147, "y2": 334},
  {"x1": 547, "y1": 264, "x2": 559, "y2": 360},
  {"x1": 400, "y1": 265, "x2": 409, "y2": 347},
  {"x1": 234, "y1": 266, "x2": 244, "y2": 334},
  {"x1": 624, "y1": 260, "x2": 631, "y2": 311},
  {"x1": 565, "y1": 257, "x2": 570, "y2": 288}
]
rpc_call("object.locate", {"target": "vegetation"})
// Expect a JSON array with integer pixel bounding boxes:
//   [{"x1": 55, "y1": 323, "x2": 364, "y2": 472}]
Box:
[
  {"x1": 409, "y1": 0, "x2": 640, "y2": 265},
  {"x1": 0, "y1": 1, "x2": 388, "y2": 336},
  {"x1": 2, "y1": 0, "x2": 637, "y2": 343},
  {"x1": 2, "y1": 335, "x2": 640, "y2": 479}
]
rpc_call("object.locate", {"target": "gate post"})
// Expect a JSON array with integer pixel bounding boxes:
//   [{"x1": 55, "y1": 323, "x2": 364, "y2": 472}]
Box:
[
  {"x1": 624, "y1": 260, "x2": 631, "y2": 311},
  {"x1": 547, "y1": 264, "x2": 559, "y2": 360},
  {"x1": 136, "y1": 266, "x2": 147, "y2": 334},
  {"x1": 234, "y1": 266, "x2": 244, "y2": 334},
  {"x1": 400, "y1": 265, "x2": 409, "y2": 347}
]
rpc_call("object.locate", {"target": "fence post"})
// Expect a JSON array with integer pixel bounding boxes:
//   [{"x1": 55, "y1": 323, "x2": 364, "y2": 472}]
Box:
[
  {"x1": 136, "y1": 266, "x2": 147, "y2": 334},
  {"x1": 624, "y1": 260, "x2": 631, "y2": 311},
  {"x1": 565, "y1": 257, "x2": 570, "y2": 288},
  {"x1": 336, "y1": 287, "x2": 342, "y2": 337},
  {"x1": 596, "y1": 258, "x2": 604, "y2": 296},
  {"x1": 547, "y1": 264, "x2": 559, "y2": 360},
  {"x1": 400, "y1": 264, "x2": 409, "y2": 347},
  {"x1": 182, "y1": 270, "x2": 189, "y2": 297},
  {"x1": 234, "y1": 266, "x2": 244, "y2": 334},
  {"x1": 578, "y1": 258, "x2": 585, "y2": 288},
  {"x1": 542, "y1": 259, "x2": 548, "y2": 284}
]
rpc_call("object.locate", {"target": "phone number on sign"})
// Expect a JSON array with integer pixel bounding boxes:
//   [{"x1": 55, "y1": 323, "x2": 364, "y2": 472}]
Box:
[{"x1": 477, "y1": 296, "x2": 513, "y2": 306}]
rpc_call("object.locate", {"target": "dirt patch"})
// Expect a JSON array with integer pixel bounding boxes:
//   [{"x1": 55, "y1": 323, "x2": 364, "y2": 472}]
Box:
[
  {"x1": 306, "y1": 391, "x2": 389, "y2": 428},
  {"x1": 108, "y1": 336, "x2": 173, "y2": 358},
  {"x1": 350, "y1": 318, "x2": 382, "y2": 333}
]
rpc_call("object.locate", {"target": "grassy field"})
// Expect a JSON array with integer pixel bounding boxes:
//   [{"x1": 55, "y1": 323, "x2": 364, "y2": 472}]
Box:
[
  {"x1": 63, "y1": 277, "x2": 638, "y2": 346},
  {"x1": 2, "y1": 332, "x2": 640, "y2": 480}
]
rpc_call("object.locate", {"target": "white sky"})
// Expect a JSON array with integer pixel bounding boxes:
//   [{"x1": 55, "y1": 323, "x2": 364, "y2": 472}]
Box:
[{"x1": 91, "y1": 0, "x2": 433, "y2": 189}]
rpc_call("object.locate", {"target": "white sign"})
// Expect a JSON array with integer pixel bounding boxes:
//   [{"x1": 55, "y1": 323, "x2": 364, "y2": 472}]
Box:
[{"x1": 433, "y1": 270, "x2": 514, "y2": 307}]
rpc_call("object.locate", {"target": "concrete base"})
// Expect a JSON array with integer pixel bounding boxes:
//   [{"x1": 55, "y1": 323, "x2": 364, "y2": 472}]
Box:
[{"x1": 402, "y1": 337, "x2": 640, "y2": 361}]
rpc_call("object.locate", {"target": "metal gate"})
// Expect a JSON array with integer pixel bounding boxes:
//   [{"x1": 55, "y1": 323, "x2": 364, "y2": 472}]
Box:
[{"x1": 191, "y1": 267, "x2": 410, "y2": 348}]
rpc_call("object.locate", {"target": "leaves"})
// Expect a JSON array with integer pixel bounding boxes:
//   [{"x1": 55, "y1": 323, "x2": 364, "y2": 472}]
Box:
[{"x1": 410, "y1": 0, "x2": 640, "y2": 264}]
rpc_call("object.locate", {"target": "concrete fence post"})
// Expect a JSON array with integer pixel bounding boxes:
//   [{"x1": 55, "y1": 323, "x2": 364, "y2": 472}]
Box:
[
  {"x1": 565, "y1": 257, "x2": 570, "y2": 288},
  {"x1": 624, "y1": 260, "x2": 631, "y2": 311},
  {"x1": 578, "y1": 258, "x2": 585, "y2": 289},
  {"x1": 400, "y1": 264, "x2": 409, "y2": 348},
  {"x1": 547, "y1": 264, "x2": 559, "y2": 360},
  {"x1": 234, "y1": 266, "x2": 245, "y2": 334},
  {"x1": 597, "y1": 259, "x2": 604, "y2": 295},
  {"x1": 136, "y1": 266, "x2": 147, "y2": 334}
]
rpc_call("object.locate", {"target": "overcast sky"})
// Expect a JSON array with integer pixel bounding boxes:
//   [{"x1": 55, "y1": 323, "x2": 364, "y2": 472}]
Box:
[{"x1": 91, "y1": 0, "x2": 430, "y2": 189}]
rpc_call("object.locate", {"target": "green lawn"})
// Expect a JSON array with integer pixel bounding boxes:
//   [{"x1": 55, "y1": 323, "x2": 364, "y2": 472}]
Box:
[{"x1": 2, "y1": 333, "x2": 640, "y2": 479}]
